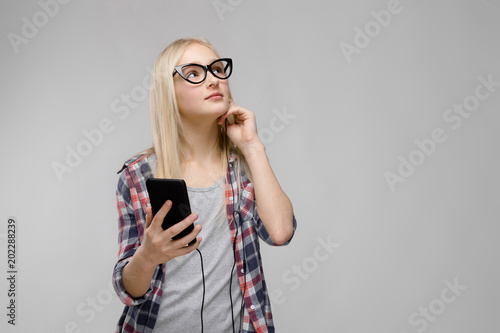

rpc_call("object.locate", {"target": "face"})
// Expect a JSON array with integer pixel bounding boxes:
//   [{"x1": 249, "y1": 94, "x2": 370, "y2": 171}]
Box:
[{"x1": 173, "y1": 43, "x2": 230, "y2": 122}]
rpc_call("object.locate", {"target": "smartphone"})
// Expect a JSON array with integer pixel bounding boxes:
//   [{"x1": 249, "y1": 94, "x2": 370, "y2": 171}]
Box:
[{"x1": 145, "y1": 178, "x2": 196, "y2": 246}]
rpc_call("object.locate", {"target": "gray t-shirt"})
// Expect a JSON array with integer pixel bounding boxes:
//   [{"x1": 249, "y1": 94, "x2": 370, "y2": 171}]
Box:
[{"x1": 154, "y1": 177, "x2": 242, "y2": 333}]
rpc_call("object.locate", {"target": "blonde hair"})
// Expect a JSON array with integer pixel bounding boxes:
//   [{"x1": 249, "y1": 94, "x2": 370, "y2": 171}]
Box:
[{"x1": 141, "y1": 37, "x2": 252, "y2": 225}]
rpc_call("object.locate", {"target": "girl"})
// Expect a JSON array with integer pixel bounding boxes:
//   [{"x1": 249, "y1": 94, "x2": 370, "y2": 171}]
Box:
[{"x1": 112, "y1": 37, "x2": 297, "y2": 333}]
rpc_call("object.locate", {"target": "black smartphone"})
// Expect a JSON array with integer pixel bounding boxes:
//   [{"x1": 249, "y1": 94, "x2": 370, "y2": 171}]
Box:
[{"x1": 145, "y1": 178, "x2": 196, "y2": 246}]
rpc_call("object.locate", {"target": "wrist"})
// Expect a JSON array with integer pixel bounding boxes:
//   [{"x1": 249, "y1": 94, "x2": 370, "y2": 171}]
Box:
[
  {"x1": 241, "y1": 139, "x2": 265, "y2": 158},
  {"x1": 134, "y1": 245, "x2": 158, "y2": 272}
]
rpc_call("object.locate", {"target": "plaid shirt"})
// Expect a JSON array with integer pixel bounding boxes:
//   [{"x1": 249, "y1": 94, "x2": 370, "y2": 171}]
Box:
[{"x1": 112, "y1": 153, "x2": 297, "y2": 333}]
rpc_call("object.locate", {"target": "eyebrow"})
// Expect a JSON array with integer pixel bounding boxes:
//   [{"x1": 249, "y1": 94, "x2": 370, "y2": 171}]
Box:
[{"x1": 180, "y1": 58, "x2": 219, "y2": 66}]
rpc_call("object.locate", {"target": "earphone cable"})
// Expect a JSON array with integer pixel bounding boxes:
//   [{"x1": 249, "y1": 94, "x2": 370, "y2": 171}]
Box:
[
  {"x1": 229, "y1": 227, "x2": 238, "y2": 333},
  {"x1": 225, "y1": 120, "x2": 237, "y2": 333},
  {"x1": 196, "y1": 248, "x2": 205, "y2": 333},
  {"x1": 225, "y1": 118, "x2": 246, "y2": 333}
]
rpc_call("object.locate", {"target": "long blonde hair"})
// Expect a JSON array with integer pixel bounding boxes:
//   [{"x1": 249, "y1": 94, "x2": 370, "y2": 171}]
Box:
[{"x1": 142, "y1": 37, "x2": 252, "y2": 223}]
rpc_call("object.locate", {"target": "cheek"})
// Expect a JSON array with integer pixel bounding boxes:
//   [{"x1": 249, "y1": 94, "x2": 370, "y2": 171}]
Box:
[
  {"x1": 220, "y1": 83, "x2": 231, "y2": 101},
  {"x1": 175, "y1": 86, "x2": 198, "y2": 113}
]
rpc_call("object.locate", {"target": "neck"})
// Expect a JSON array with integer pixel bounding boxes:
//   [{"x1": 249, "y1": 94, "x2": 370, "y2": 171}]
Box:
[{"x1": 181, "y1": 116, "x2": 222, "y2": 164}]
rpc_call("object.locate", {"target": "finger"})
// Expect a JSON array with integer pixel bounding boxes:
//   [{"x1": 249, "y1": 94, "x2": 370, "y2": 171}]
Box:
[
  {"x1": 171, "y1": 236, "x2": 203, "y2": 257},
  {"x1": 165, "y1": 213, "x2": 199, "y2": 238},
  {"x1": 228, "y1": 107, "x2": 251, "y2": 122},
  {"x1": 172, "y1": 225, "x2": 202, "y2": 249},
  {"x1": 218, "y1": 111, "x2": 231, "y2": 125},
  {"x1": 151, "y1": 199, "x2": 172, "y2": 229},
  {"x1": 219, "y1": 103, "x2": 242, "y2": 125},
  {"x1": 227, "y1": 103, "x2": 239, "y2": 115},
  {"x1": 145, "y1": 206, "x2": 153, "y2": 229},
  {"x1": 220, "y1": 111, "x2": 240, "y2": 128}
]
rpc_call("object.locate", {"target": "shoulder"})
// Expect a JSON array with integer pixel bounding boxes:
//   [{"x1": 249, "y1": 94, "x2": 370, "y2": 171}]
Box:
[
  {"x1": 227, "y1": 153, "x2": 255, "y2": 207},
  {"x1": 117, "y1": 150, "x2": 156, "y2": 175},
  {"x1": 230, "y1": 152, "x2": 253, "y2": 185},
  {"x1": 116, "y1": 151, "x2": 156, "y2": 193}
]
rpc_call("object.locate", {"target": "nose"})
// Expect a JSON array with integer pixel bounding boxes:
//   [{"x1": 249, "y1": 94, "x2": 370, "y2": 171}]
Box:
[{"x1": 205, "y1": 70, "x2": 219, "y2": 88}]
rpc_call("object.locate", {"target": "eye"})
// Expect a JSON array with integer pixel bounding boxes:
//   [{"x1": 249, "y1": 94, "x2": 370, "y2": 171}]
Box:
[
  {"x1": 212, "y1": 64, "x2": 223, "y2": 74},
  {"x1": 181, "y1": 65, "x2": 204, "y2": 79}
]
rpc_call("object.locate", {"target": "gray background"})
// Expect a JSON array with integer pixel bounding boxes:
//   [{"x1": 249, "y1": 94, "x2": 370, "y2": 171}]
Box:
[{"x1": 1, "y1": 0, "x2": 499, "y2": 332}]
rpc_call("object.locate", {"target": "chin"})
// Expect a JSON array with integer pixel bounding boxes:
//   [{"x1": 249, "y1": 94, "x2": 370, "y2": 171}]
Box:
[
  {"x1": 197, "y1": 106, "x2": 226, "y2": 119},
  {"x1": 213, "y1": 101, "x2": 229, "y2": 113}
]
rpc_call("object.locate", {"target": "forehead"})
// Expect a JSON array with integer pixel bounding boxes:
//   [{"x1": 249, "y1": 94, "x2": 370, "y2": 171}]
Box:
[{"x1": 177, "y1": 43, "x2": 218, "y2": 66}]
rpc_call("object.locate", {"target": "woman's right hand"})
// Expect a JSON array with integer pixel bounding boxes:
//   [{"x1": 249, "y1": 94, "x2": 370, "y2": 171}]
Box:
[
  {"x1": 139, "y1": 199, "x2": 202, "y2": 268},
  {"x1": 122, "y1": 199, "x2": 202, "y2": 298}
]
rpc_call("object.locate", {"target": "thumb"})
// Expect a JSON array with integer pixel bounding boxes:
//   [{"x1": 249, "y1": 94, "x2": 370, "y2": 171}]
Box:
[{"x1": 145, "y1": 206, "x2": 153, "y2": 229}]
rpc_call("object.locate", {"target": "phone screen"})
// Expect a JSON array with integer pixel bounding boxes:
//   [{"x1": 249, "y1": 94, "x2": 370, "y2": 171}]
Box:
[{"x1": 146, "y1": 178, "x2": 195, "y2": 244}]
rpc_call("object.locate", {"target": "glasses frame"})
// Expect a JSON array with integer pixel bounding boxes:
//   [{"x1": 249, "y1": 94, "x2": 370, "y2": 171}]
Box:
[{"x1": 172, "y1": 58, "x2": 233, "y2": 84}]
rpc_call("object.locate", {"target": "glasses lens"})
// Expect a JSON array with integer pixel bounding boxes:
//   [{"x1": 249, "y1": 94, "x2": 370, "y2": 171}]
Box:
[
  {"x1": 210, "y1": 59, "x2": 232, "y2": 79},
  {"x1": 180, "y1": 65, "x2": 206, "y2": 83}
]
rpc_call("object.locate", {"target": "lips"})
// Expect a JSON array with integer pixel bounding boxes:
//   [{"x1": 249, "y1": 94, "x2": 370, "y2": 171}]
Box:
[{"x1": 205, "y1": 92, "x2": 223, "y2": 100}]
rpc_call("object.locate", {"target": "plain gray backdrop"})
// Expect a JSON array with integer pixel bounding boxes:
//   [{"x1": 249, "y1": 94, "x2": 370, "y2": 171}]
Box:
[{"x1": 1, "y1": 0, "x2": 499, "y2": 332}]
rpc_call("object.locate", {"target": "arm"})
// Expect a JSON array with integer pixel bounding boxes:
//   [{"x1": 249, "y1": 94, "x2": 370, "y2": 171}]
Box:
[
  {"x1": 113, "y1": 168, "x2": 202, "y2": 302},
  {"x1": 241, "y1": 142, "x2": 294, "y2": 245},
  {"x1": 121, "y1": 202, "x2": 202, "y2": 298},
  {"x1": 121, "y1": 244, "x2": 158, "y2": 298},
  {"x1": 218, "y1": 100, "x2": 295, "y2": 245}
]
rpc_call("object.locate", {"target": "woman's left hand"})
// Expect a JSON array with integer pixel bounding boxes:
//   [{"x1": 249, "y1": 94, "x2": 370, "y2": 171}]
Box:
[{"x1": 217, "y1": 99, "x2": 262, "y2": 152}]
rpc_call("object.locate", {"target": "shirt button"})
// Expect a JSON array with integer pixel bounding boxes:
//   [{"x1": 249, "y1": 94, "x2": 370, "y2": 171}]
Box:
[
  {"x1": 240, "y1": 269, "x2": 244, "y2": 274},
  {"x1": 229, "y1": 196, "x2": 233, "y2": 201},
  {"x1": 250, "y1": 305, "x2": 255, "y2": 310}
]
